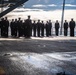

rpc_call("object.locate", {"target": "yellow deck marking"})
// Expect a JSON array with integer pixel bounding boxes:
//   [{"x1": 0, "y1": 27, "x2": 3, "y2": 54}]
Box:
[{"x1": 0, "y1": 67, "x2": 6, "y2": 75}]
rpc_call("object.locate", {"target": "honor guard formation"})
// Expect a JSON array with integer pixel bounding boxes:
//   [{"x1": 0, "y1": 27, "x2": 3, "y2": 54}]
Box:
[{"x1": 0, "y1": 16, "x2": 76, "y2": 38}]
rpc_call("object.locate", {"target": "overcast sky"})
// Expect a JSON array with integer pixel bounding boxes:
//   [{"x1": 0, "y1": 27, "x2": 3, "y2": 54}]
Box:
[
  {"x1": 6, "y1": 0, "x2": 76, "y2": 21},
  {"x1": 24, "y1": 0, "x2": 76, "y2": 10}
]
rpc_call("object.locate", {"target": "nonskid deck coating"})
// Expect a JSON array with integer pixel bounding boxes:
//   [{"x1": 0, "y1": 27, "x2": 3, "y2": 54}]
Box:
[{"x1": 0, "y1": 37, "x2": 76, "y2": 75}]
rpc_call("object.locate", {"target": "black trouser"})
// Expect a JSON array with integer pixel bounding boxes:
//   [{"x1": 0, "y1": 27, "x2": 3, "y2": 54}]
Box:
[
  {"x1": 24, "y1": 28, "x2": 27, "y2": 37},
  {"x1": 37, "y1": 28, "x2": 40, "y2": 37},
  {"x1": 14, "y1": 28, "x2": 17, "y2": 37},
  {"x1": 46, "y1": 29, "x2": 49, "y2": 37},
  {"x1": 64, "y1": 29, "x2": 68, "y2": 36},
  {"x1": 55, "y1": 29, "x2": 59, "y2": 36},
  {"x1": 1, "y1": 28, "x2": 4, "y2": 37},
  {"x1": 33, "y1": 28, "x2": 36, "y2": 37},
  {"x1": 1, "y1": 27, "x2": 8, "y2": 37},
  {"x1": 26, "y1": 27, "x2": 31, "y2": 38},
  {"x1": 70, "y1": 28, "x2": 74, "y2": 37},
  {"x1": 5, "y1": 28, "x2": 8, "y2": 37},
  {"x1": 49, "y1": 29, "x2": 52, "y2": 36},
  {"x1": 18, "y1": 28, "x2": 22, "y2": 37},
  {"x1": 41, "y1": 28, "x2": 44, "y2": 36}
]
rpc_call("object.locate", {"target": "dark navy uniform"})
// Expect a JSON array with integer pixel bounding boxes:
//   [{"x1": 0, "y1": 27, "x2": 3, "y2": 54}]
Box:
[
  {"x1": 55, "y1": 20, "x2": 60, "y2": 36},
  {"x1": 20, "y1": 20, "x2": 24, "y2": 37},
  {"x1": 64, "y1": 20, "x2": 68, "y2": 36},
  {"x1": 0, "y1": 20, "x2": 1, "y2": 37},
  {"x1": 14, "y1": 19, "x2": 18, "y2": 37},
  {"x1": 69, "y1": 18, "x2": 75, "y2": 37},
  {"x1": 48, "y1": 20, "x2": 52, "y2": 36},
  {"x1": 32, "y1": 21, "x2": 37, "y2": 37},
  {"x1": 0, "y1": 18, "x2": 7, "y2": 37},
  {"x1": 10, "y1": 19, "x2": 15, "y2": 37},
  {"x1": 37, "y1": 20, "x2": 41, "y2": 37},
  {"x1": 41, "y1": 21, "x2": 44, "y2": 37},
  {"x1": 4, "y1": 17, "x2": 9, "y2": 37},
  {"x1": 17, "y1": 18, "x2": 22, "y2": 37},
  {"x1": 46, "y1": 21, "x2": 49, "y2": 37},
  {"x1": 23, "y1": 20, "x2": 27, "y2": 37},
  {"x1": 25, "y1": 16, "x2": 32, "y2": 38}
]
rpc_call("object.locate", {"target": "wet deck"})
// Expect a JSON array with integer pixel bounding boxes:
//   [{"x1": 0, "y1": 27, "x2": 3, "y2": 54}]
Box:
[{"x1": 0, "y1": 37, "x2": 76, "y2": 75}]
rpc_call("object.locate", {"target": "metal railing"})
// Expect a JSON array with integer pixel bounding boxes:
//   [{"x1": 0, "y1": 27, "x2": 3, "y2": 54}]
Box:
[{"x1": 0, "y1": 0, "x2": 28, "y2": 18}]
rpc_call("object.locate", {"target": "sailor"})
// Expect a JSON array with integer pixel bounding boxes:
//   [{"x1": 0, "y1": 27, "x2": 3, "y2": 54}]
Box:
[
  {"x1": 64, "y1": 20, "x2": 68, "y2": 36},
  {"x1": 32, "y1": 20, "x2": 37, "y2": 37},
  {"x1": 25, "y1": 15, "x2": 32, "y2": 38},
  {"x1": 23, "y1": 20, "x2": 26, "y2": 37},
  {"x1": 46, "y1": 21, "x2": 49, "y2": 37},
  {"x1": 48, "y1": 20, "x2": 52, "y2": 36},
  {"x1": 55, "y1": 20, "x2": 60, "y2": 36},
  {"x1": 0, "y1": 18, "x2": 5, "y2": 37},
  {"x1": 14, "y1": 19, "x2": 18, "y2": 37},
  {"x1": 17, "y1": 17, "x2": 22, "y2": 37},
  {"x1": 41, "y1": 21, "x2": 44, "y2": 37},
  {"x1": 4, "y1": 17, "x2": 9, "y2": 37},
  {"x1": 10, "y1": 19, "x2": 15, "y2": 37},
  {"x1": 37, "y1": 20, "x2": 41, "y2": 37},
  {"x1": 0, "y1": 19, "x2": 1, "y2": 37},
  {"x1": 69, "y1": 18, "x2": 75, "y2": 37}
]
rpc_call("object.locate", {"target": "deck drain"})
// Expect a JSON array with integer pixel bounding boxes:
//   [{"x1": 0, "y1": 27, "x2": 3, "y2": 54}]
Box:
[{"x1": 3, "y1": 53, "x2": 12, "y2": 56}]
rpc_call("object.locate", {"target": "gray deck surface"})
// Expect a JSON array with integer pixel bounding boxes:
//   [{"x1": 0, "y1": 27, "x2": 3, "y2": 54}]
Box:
[{"x1": 0, "y1": 37, "x2": 76, "y2": 75}]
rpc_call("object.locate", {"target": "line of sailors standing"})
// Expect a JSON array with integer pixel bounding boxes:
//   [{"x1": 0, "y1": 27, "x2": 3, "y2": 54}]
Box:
[{"x1": 0, "y1": 16, "x2": 76, "y2": 38}]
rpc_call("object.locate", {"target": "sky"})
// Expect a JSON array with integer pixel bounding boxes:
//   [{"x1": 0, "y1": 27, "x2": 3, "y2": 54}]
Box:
[
  {"x1": 6, "y1": 0, "x2": 76, "y2": 22},
  {"x1": 24, "y1": 0, "x2": 76, "y2": 10}
]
